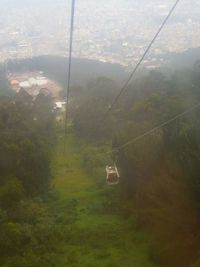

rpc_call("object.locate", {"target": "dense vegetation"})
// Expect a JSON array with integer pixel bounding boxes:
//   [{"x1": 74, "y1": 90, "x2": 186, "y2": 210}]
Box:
[
  {"x1": 1, "y1": 55, "x2": 200, "y2": 266},
  {"x1": 0, "y1": 90, "x2": 62, "y2": 266},
  {"x1": 71, "y1": 66, "x2": 200, "y2": 267},
  {"x1": 0, "y1": 89, "x2": 157, "y2": 267}
]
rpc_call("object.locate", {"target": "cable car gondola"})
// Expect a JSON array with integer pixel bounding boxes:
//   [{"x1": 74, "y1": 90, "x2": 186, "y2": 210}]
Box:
[{"x1": 106, "y1": 165, "x2": 120, "y2": 185}]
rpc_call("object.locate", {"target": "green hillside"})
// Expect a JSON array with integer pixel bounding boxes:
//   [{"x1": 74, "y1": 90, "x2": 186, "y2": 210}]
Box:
[{"x1": 51, "y1": 135, "x2": 157, "y2": 267}]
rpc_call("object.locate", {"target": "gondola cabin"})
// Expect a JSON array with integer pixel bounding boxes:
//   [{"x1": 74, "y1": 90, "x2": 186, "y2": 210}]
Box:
[{"x1": 106, "y1": 165, "x2": 120, "y2": 185}]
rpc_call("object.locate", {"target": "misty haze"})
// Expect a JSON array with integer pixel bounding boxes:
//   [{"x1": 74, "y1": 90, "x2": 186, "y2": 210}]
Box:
[
  {"x1": 0, "y1": 1, "x2": 200, "y2": 267},
  {"x1": 0, "y1": 0, "x2": 199, "y2": 68}
]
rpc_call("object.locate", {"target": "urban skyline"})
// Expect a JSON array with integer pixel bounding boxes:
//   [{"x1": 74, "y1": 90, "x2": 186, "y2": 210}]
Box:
[{"x1": 0, "y1": 0, "x2": 199, "y2": 69}]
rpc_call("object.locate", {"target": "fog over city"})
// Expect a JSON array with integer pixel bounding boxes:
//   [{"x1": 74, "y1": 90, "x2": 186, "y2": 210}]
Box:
[
  {"x1": 0, "y1": 0, "x2": 199, "y2": 68},
  {"x1": 1, "y1": 2, "x2": 200, "y2": 267}
]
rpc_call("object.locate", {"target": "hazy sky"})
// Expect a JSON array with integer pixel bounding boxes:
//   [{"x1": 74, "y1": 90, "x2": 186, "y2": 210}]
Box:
[{"x1": 0, "y1": 0, "x2": 199, "y2": 64}]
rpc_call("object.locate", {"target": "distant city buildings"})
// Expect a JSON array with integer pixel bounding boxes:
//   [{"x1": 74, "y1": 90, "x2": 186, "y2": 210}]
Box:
[{"x1": 0, "y1": 0, "x2": 199, "y2": 69}]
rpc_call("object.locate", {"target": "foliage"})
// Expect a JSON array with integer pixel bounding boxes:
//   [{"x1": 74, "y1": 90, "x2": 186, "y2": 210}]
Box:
[
  {"x1": 51, "y1": 135, "x2": 157, "y2": 267},
  {"x1": 1, "y1": 60, "x2": 200, "y2": 266},
  {"x1": 71, "y1": 66, "x2": 200, "y2": 267},
  {"x1": 0, "y1": 90, "x2": 60, "y2": 266}
]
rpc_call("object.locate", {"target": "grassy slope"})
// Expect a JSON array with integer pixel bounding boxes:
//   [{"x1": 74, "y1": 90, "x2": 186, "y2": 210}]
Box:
[{"x1": 51, "y1": 135, "x2": 157, "y2": 267}]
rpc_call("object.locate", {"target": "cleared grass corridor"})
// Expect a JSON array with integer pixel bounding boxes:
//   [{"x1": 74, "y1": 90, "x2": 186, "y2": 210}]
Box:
[{"x1": 51, "y1": 135, "x2": 157, "y2": 267}]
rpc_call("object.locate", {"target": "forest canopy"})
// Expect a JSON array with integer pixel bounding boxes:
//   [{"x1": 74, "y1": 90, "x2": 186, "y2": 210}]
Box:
[
  {"x1": 1, "y1": 60, "x2": 200, "y2": 266},
  {"x1": 71, "y1": 66, "x2": 200, "y2": 267},
  {"x1": 0, "y1": 90, "x2": 61, "y2": 266}
]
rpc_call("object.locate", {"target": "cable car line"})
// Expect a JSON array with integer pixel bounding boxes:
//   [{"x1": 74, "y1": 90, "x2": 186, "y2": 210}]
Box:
[
  {"x1": 64, "y1": 0, "x2": 76, "y2": 151},
  {"x1": 66, "y1": 0, "x2": 76, "y2": 108},
  {"x1": 100, "y1": 102, "x2": 200, "y2": 156},
  {"x1": 102, "y1": 0, "x2": 180, "y2": 120}
]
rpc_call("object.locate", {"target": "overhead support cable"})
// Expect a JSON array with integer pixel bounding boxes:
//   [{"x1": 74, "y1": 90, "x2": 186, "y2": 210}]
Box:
[
  {"x1": 100, "y1": 102, "x2": 200, "y2": 155},
  {"x1": 64, "y1": 0, "x2": 76, "y2": 151},
  {"x1": 66, "y1": 0, "x2": 76, "y2": 107},
  {"x1": 103, "y1": 0, "x2": 181, "y2": 120}
]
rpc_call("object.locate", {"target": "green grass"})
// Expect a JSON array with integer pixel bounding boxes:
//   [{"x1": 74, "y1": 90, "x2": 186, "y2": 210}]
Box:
[
  {"x1": 52, "y1": 135, "x2": 93, "y2": 199},
  {"x1": 51, "y1": 135, "x2": 157, "y2": 267}
]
